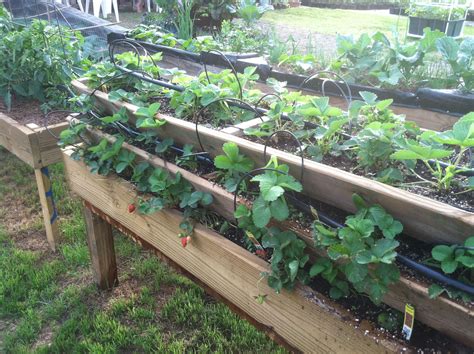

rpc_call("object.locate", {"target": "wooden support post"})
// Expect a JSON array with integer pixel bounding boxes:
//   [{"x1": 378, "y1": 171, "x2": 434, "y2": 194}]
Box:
[
  {"x1": 34, "y1": 167, "x2": 60, "y2": 251},
  {"x1": 83, "y1": 205, "x2": 118, "y2": 290}
]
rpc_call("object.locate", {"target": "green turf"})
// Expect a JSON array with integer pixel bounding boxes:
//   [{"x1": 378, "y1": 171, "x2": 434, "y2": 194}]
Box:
[
  {"x1": 0, "y1": 147, "x2": 284, "y2": 353},
  {"x1": 261, "y1": 7, "x2": 474, "y2": 38}
]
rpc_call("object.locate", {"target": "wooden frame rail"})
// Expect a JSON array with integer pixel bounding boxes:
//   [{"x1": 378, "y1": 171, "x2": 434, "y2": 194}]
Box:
[
  {"x1": 63, "y1": 148, "x2": 406, "y2": 353},
  {"x1": 0, "y1": 112, "x2": 69, "y2": 250}
]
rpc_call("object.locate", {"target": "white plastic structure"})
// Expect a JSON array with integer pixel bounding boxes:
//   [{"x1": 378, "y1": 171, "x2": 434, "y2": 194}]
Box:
[{"x1": 83, "y1": 0, "x2": 119, "y2": 22}]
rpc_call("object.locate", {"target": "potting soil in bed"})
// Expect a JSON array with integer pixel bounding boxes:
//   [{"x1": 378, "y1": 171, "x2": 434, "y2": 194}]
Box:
[{"x1": 0, "y1": 98, "x2": 69, "y2": 126}]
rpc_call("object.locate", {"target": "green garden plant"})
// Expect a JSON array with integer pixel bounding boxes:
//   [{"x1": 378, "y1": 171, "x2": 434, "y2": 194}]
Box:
[
  {"x1": 0, "y1": 20, "x2": 85, "y2": 110},
  {"x1": 214, "y1": 142, "x2": 254, "y2": 192},
  {"x1": 436, "y1": 36, "x2": 474, "y2": 92},
  {"x1": 312, "y1": 194, "x2": 402, "y2": 304},
  {"x1": 427, "y1": 237, "x2": 474, "y2": 302}
]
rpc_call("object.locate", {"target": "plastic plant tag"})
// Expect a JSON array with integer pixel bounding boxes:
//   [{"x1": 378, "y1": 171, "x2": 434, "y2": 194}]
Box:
[{"x1": 402, "y1": 304, "x2": 415, "y2": 340}]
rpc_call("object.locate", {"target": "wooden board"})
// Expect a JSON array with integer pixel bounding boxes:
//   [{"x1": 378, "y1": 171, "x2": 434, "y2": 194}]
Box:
[
  {"x1": 158, "y1": 53, "x2": 459, "y2": 132},
  {"x1": 72, "y1": 79, "x2": 474, "y2": 246},
  {"x1": 0, "y1": 112, "x2": 39, "y2": 168},
  {"x1": 83, "y1": 205, "x2": 118, "y2": 289},
  {"x1": 0, "y1": 113, "x2": 68, "y2": 251},
  {"x1": 84, "y1": 128, "x2": 474, "y2": 347},
  {"x1": 62, "y1": 148, "x2": 404, "y2": 353},
  {"x1": 33, "y1": 122, "x2": 69, "y2": 167},
  {"x1": 0, "y1": 112, "x2": 68, "y2": 168}
]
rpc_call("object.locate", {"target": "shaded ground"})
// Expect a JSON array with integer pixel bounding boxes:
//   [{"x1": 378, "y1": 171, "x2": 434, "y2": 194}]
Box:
[{"x1": 0, "y1": 147, "x2": 284, "y2": 353}]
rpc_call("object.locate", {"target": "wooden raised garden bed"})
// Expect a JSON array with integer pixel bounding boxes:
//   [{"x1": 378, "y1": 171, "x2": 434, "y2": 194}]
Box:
[
  {"x1": 72, "y1": 79, "x2": 474, "y2": 246},
  {"x1": 149, "y1": 49, "x2": 461, "y2": 132},
  {"x1": 71, "y1": 126, "x2": 474, "y2": 347},
  {"x1": 0, "y1": 110, "x2": 70, "y2": 250},
  {"x1": 62, "y1": 147, "x2": 410, "y2": 353}
]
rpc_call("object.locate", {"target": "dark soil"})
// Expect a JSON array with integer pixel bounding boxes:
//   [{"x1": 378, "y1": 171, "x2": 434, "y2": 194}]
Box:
[
  {"x1": 87, "y1": 121, "x2": 474, "y2": 352},
  {"x1": 0, "y1": 98, "x2": 69, "y2": 127},
  {"x1": 258, "y1": 134, "x2": 474, "y2": 212}
]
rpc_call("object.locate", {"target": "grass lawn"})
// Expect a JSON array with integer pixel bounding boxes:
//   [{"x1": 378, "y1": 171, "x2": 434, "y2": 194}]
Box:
[
  {"x1": 0, "y1": 147, "x2": 284, "y2": 353},
  {"x1": 261, "y1": 6, "x2": 474, "y2": 38}
]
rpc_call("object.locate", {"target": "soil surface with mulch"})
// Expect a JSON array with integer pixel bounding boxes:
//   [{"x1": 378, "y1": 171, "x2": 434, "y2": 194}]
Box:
[{"x1": 0, "y1": 99, "x2": 69, "y2": 126}]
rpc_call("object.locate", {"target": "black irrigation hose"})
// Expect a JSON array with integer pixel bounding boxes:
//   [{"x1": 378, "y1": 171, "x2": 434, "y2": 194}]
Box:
[
  {"x1": 109, "y1": 121, "x2": 213, "y2": 164},
  {"x1": 254, "y1": 93, "x2": 283, "y2": 114},
  {"x1": 107, "y1": 51, "x2": 474, "y2": 177},
  {"x1": 202, "y1": 50, "x2": 243, "y2": 100},
  {"x1": 232, "y1": 167, "x2": 289, "y2": 224},
  {"x1": 109, "y1": 39, "x2": 162, "y2": 80},
  {"x1": 299, "y1": 71, "x2": 352, "y2": 109},
  {"x1": 263, "y1": 130, "x2": 305, "y2": 183},
  {"x1": 397, "y1": 255, "x2": 474, "y2": 296},
  {"x1": 285, "y1": 193, "x2": 474, "y2": 296}
]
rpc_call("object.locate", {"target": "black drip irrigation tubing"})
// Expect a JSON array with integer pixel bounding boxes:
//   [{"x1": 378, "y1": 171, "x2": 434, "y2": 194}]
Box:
[
  {"x1": 106, "y1": 42, "x2": 474, "y2": 178},
  {"x1": 110, "y1": 63, "x2": 474, "y2": 178},
  {"x1": 76, "y1": 105, "x2": 474, "y2": 297},
  {"x1": 284, "y1": 193, "x2": 474, "y2": 297}
]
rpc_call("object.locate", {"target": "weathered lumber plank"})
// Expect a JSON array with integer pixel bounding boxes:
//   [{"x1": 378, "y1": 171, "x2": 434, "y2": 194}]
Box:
[
  {"x1": 326, "y1": 95, "x2": 459, "y2": 132},
  {"x1": 0, "y1": 112, "x2": 38, "y2": 167},
  {"x1": 63, "y1": 148, "x2": 404, "y2": 353},
  {"x1": 72, "y1": 79, "x2": 474, "y2": 246},
  {"x1": 80, "y1": 129, "x2": 474, "y2": 347},
  {"x1": 34, "y1": 122, "x2": 69, "y2": 166},
  {"x1": 158, "y1": 53, "x2": 459, "y2": 132},
  {"x1": 34, "y1": 167, "x2": 61, "y2": 251},
  {"x1": 83, "y1": 204, "x2": 118, "y2": 289}
]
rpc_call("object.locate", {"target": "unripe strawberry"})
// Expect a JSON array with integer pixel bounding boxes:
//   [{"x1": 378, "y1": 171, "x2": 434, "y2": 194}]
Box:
[{"x1": 186, "y1": 236, "x2": 192, "y2": 245}]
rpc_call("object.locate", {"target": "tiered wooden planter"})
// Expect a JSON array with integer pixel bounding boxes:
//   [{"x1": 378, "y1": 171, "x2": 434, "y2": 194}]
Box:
[
  {"x1": 0, "y1": 112, "x2": 69, "y2": 250},
  {"x1": 63, "y1": 147, "x2": 409, "y2": 352},
  {"x1": 72, "y1": 79, "x2": 474, "y2": 246},
  {"x1": 69, "y1": 126, "x2": 474, "y2": 347},
  {"x1": 155, "y1": 51, "x2": 460, "y2": 132}
]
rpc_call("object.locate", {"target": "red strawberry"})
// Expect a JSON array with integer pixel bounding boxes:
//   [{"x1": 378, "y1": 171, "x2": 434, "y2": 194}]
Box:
[
  {"x1": 181, "y1": 237, "x2": 188, "y2": 248},
  {"x1": 128, "y1": 204, "x2": 136, "y2": 213},
  {"x1": 256, "y1": 249, "x2": 266, "y2": 258}
]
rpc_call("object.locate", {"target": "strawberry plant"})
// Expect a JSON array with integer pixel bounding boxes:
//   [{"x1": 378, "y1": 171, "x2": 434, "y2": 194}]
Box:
[
  {"x1": 427, "y1": 237, "x2": 474, "y2": 302},
  {"x1": 261, "y1": 228, "x2": 310, "y2": 293},
  {"x1": 135, "y1": 102, "x2": 167, "y2": 129},
  {"x1": 248, "y1": 157, "x2": 302, "y2": 228},
  {"x1": 214, "y1": 142, "x2": 254, "y2": 192},
  {"x1": 312, "y1": 194, "x2": 402, "y2": 304},
  {"x1": 351, "y1": 91, "x2": 402, "y2": 127},
  {"x1": 342, "y1": 122, "x2": 405, "y2": 176},
  {"x1": 431, "y1": 237, "x2": 474, "y2": 274}
]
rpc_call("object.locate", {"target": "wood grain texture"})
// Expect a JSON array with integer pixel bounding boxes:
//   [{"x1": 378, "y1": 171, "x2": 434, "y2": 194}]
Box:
[
  {"x1": 0, "y1": 112, "x2": 38, "y2": 167},
  {"x1": 35, "y1": 122, "x2": 69, "y2": 166},
  {"x1": 63, "y1": 148, "x2": 404, "y2": 353},
  {"x1": 72, "y1": 79, "x2": 473, "y2": 245},
  {"x1": 72, "y1": 130, "x2": 474, "y2": 347},
  {"x1": 34, "y1": 168, "x2": 61, "y2": 251},
  {"x1": 83, "y1": 205, "x2": 118, "y2": 290},
  {"x1": 158, "y1": 53, "x2": 459, "y2": 132},
  {"x1": 0, "y1": 113, "x2": 68, "y2": 167},
  {"x1": 326, "y1": 96, "x2": 459, "y2": 132}
]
